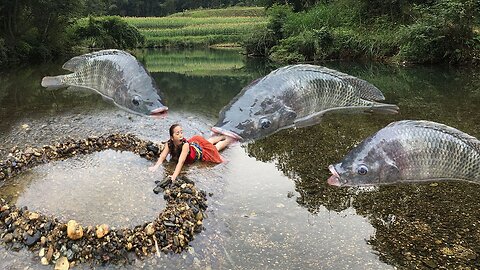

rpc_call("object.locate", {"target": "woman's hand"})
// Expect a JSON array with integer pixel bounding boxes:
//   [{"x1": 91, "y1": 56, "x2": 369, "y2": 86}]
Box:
[{"x1": 168, "y1": 175, "x2": 177, "y2": 181}]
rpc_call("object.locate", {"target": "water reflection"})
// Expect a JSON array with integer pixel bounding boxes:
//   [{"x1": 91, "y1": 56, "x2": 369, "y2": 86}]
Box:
[
  {"x1": 244, "y1": 64, "x2": 480, "y2": 268},
  {"x1": 0, "y1": 150, "x2": 165, "y2": 227}
]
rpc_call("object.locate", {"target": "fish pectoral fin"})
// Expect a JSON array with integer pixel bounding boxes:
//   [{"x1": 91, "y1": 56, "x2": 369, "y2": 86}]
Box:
[{"x1": 293, "y1": 111, "x2": 326, "y2": 128}]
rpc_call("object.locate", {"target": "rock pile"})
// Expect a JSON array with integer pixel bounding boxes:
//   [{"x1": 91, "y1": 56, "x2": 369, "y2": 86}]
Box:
[{"x1": 0, "y1": 134, "x2": 208, "y2": 268}]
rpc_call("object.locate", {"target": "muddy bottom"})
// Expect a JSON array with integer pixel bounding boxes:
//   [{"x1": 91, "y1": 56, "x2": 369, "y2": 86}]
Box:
[{"x1": 0, "y1": 149, "x2": 165, "y2": 227}]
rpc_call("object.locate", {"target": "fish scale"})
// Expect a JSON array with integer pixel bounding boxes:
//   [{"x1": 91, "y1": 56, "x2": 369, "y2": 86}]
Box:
[
  {"x1": 41, "y1": 49, "x2": 167, "y2": 115},
  {"x1": 213, "y1": 64, "x2": 398, "y2": 141},
  {"x1": 328, "y1": 120, "x2": 480, "y2": 186}
]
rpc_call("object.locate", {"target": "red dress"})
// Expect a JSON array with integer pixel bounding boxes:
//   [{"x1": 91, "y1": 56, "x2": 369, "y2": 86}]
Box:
[{"x1": 185, "y1": 135, "x2": 224, "y2": 164}]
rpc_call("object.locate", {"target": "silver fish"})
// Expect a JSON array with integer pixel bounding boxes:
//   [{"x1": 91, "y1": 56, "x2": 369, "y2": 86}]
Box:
[
  {"x1": 212, "y1": 64, "x2": 398, "y2": 141},
  {"x1": 328, "y1": 120, "x2": 480, "y2": 186},
  {"x1": 41, "y1": 49, "x2": 168, "y2": 115}
]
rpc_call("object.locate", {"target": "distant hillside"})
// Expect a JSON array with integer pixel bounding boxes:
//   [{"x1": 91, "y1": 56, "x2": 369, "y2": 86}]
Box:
[{"x1": 125, "y1": 7, "x2": 267, "y2": 48}]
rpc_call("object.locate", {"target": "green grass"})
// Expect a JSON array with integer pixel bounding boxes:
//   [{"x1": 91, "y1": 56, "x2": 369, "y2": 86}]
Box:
[
  {"x1": 124, "y1": 7, "x2": 267, "y2": 48},
  {"x1": 135, "y1": 48, "x2": 248, "y2": 76},
  {"x1": 169, "y1": 6, "x2": 266, "y2": 18}
]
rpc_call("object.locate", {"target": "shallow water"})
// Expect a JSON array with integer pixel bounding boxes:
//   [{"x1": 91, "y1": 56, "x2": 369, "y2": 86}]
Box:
[
  {"x1": 0, "y1": 48, "x2": 479, "y2": 269},
  {"x1": 0, "y1": 149, "x2": 164, "y2": 227}
]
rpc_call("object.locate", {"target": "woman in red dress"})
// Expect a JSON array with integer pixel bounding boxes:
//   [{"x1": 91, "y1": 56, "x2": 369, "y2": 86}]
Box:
[{"x1": 148, "y1": 124, "x2": 234, "y2": 181}]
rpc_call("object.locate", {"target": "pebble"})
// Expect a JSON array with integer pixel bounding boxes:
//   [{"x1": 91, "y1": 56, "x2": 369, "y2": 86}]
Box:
[
  {"x1": 145, "y1": 223, "x2": 155, "y2": 236},
  {"x1": 28, "y1": 212, "x2": 40, "y2": 220},
  {"x1": 67, "y1": 220, "x2": 83, "y2": 240},
  {"x1": 3, "y1": 233, "x2": 13, "y2": 243},
  {"x1": 95, "y1": 224, "x2": 109, "y2": 238},
  {"x1": 54, "y1": 257, "x2": 69, "y2": 270}
]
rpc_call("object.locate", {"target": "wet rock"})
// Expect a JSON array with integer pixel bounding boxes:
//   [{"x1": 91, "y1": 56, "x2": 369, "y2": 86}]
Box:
[
  {"x1": 66, "y1": 249, "x2": 74, "y2": 261},
  {"x1": 145, "y1": 223, "x2": 155, "y2": 236},
  {"x1": 54, "y1": 256, "x2": 69, "y2": 270},
  {"x1": 96, "y1": 224, "x2": 109, "y2": 238},
  {"x1": 67, "y1": 220, "x2": 83, "y2": 240},
  {"x1": 28, "y1": 212, "x2": 40, "y2": 220},
  {"x1": 41, "y1": 257, "x2": 49, "y2": 265},
  {"x1": 157, "y1": 177, "x2": 172, "y2": 189},
  {"x1": 441, "y1": 247, "x2": 455, "y2": 256},
  {"x1": 153, "y1": 185, "x2": 163, "y2": 194},
  {"x1": 3, "y1": 233, "x2": 13, "y2": 243},
  {"x1": 25, "y1": 231, "x2": 41, "y2": 246},
  {"x1": 46, "y1": 245, "x2": 54, "y2": 262},
  {"x1": 146, "y1": 143, "x2": 159, "y2": 155},
  {"x1": 423, "y1": 259, "x2": 437, "y2": 268}
]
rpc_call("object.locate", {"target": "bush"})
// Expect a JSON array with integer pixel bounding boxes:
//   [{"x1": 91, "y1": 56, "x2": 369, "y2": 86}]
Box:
[
  {"x1": 242, "y1": 26, "x2": 276, "y2": 57},
  {"x1": 269, "y1": 27, "x2": 334, "y2": 62},
  {"x1": 70, "y1": 16, "x2": 145, "y2": 49},
  {"x1": 396, "y1": 0, "x2": 477, "y2": 64},
  {"x1": 266, "y1": 4, "x2": 294, "y2": 42}
]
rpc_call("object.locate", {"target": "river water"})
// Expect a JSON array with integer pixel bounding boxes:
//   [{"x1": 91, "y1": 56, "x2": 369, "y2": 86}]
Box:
[{"x1": 0, "y1": 48, "x2": 479, "y2": 269}]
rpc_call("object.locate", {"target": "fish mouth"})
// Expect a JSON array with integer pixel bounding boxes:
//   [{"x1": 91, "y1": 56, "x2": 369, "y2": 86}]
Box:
[
  {"x1": 211, "y1": 127, "x2": 242, "y2": 141},
  {"x1": 327, "y1": 164, "x2": 342, "y2": 186},
  {"x1": 150, "y1": 106, "x2": 168, "y2": 116}
]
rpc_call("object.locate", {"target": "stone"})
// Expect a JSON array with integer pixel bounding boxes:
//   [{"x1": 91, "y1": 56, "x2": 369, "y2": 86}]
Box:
[
  {"x1": 41, "y1": 257, "x2": 49, "y2": 265},
  {"x1": 46, "y1": 245, "x2": 54, "y2": 262},
  {"x1": 145, "y1": 223, "x2": 155, "y2": 236},
  {"x1": 96, "y1": 224, "x2": 109, "y2": 239},
  {"x1": 28, "y1": 212, "x2": 40, "y2": 220},
  {"x1": 54, "y1": 256, "x2": 69, "y2": 270},
  {"x1": 67, "y1": 220, "x2": 83, "y2": 240},
  {"x1": 3, "y1": 233, "x2": 13, "y2": 243},
  {"x1": 25, "y1": 231, "x2": 41, "y2": 246}
]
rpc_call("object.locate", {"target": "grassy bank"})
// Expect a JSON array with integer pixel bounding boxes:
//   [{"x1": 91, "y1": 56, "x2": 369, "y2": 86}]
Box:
[{"x1": 125, "y1": 7, "x2": 267, "y2": 48}]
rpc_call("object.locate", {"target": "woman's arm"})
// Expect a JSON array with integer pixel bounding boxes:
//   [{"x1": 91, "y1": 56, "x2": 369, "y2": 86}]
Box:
[
  {"x1": 170, "y1": 143, "x2": 189, "y2": 181},
  {"x1": 148, "y1": 142, "x2": 170, "y2": 172}
]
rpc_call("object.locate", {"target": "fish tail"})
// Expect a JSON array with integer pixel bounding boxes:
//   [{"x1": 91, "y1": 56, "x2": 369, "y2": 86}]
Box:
[
  {"x1": 366, "y1": 104, "x2": 399, "y2": 114},
  {"x1": 41, "y1": 76, "x2": 65, "y2": 89}
]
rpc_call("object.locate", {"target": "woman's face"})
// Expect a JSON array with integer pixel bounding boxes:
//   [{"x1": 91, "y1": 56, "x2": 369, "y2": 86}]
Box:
[{"x1": 171, "y1": 126, "x2": 184, "y2": 143}]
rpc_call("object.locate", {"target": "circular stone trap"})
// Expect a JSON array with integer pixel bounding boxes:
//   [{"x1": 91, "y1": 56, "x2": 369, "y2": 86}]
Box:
[
  {"x1": 0, "y1": 149, "x2": 165, "y2": 228},
  {"x1": 0, "y1": 134, "x2": 208, "y2": 267}
]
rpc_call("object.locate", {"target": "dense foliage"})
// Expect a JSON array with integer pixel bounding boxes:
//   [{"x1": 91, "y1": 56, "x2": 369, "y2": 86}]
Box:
[
  {"x1": 0, "y1": 0, "x2": 83, "y2": 65},
  {"x1": 246, "y1": 0, "x2": 480, "y2": 64},
  {"x1": 70, "y1": 17, "x2": 145, "y2": 49}
]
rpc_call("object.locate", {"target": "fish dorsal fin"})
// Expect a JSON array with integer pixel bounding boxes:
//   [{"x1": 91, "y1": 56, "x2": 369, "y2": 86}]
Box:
[
  {"x1": 62, "y1": 49, "x2": 130, "y2": 72},
  {"x1": 274, "y1": 64, "x2": 386, "y2": 101},
  {"x1": 387, "y1": 120, "x2": 480, "y2": 152}
]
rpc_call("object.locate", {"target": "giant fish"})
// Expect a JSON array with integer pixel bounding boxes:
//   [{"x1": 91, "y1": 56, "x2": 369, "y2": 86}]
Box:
[
  {"x1": 41, "y1": 49, "x2": 168, "y2": 116},
  {"x1": 211, "y1": 64, "x2": 399, "y2": 141},
  {"x1": 328, "y1": 120, "x2": 480, "y2": 186}
]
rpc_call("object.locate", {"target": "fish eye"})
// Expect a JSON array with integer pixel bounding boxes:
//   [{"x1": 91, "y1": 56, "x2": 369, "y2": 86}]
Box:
[
  {"x1": 132, "y1": 96, "x2": 140, "y2": 106},
  {"x1": 357, "y1": 165, "x2": 368, "y2": 175},
  {"x1": 260, "y1": 118, "x2": 271, "y2": 129}
]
